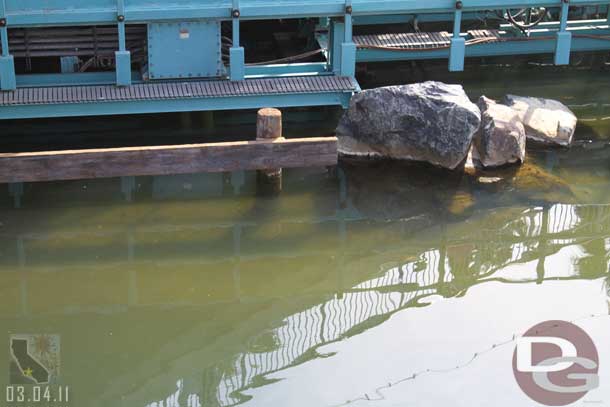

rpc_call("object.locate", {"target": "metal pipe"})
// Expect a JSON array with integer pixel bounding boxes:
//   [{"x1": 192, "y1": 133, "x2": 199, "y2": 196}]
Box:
[
  {"x1": 232, "y1": 18, "x2": 240, "y2": 46},
  {"x1": 345, "y1": 0, "x2": 353, "y2": 41},
  {"x1": 560, "y1": 0, "x2": 570, "y2": 31},
  {"x1": 118, "y1": 22, "x2": 126, "y2": 51},
  {"x1": 116, "y1": 0, "x2": 125, "y2": 17},
  {"x1": 453, "y1": 7, "x2": 463, "y2": 38},
  {"x1": 1, "y1": 27, "x2": 8, "y2": 57}
]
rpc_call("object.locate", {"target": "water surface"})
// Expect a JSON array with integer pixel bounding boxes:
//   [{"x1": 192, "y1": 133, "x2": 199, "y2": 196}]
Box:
[{"x1": 1, "y1": 67, "x2": 610, "y2": 407}]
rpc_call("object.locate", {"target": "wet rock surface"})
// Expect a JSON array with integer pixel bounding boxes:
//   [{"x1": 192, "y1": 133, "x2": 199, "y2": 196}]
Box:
[{"x1": 337, "y1": 81, "x2": 481, "y2": 170}]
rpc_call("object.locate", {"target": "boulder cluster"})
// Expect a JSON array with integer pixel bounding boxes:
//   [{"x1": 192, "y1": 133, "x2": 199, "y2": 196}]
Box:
[{"x1": 336, "y1": 81, "x2": 577, "y2": 170}]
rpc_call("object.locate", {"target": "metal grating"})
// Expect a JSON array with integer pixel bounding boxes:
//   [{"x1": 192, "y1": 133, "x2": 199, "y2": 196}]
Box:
[
  {"x1": 0, "y1": 76, "x2": 358, "y2": 106},
  {"x1": 354, "y1": 32, "x2": 451, "y2": 49},
  {"x1": 0, "y1": 26, "x2": 147, "y2": 58}
]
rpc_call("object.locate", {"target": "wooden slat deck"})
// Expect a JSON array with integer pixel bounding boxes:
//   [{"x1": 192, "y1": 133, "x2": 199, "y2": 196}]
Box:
[
  {"x1": 354, "y1": 30, "x2": 504, "y2": 50},
  {"x1": 354, "y1": 31, "x2": 452, "y2": 50}
]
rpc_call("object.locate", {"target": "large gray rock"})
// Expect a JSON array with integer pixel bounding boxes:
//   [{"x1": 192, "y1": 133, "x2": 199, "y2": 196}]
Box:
[
  {"x1": 501, "y1": 95, "x2": 577, "y2": 146},
  {"x1": 337, "y1": 81, "x2": 481, "y2": 170},
  {"x1": 473, "y1": 96, "x2": 526, "y2": 168}
]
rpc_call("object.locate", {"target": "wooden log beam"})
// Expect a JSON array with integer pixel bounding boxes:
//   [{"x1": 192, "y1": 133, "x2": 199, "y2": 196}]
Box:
[{"x1": 0, "y1": 137, "x2": 337, "y2": 183}]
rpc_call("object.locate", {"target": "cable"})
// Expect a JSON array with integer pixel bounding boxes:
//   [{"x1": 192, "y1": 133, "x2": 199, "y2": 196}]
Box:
[{"x1": 246, "y1": 49, "x2": 324, "y2": 66}]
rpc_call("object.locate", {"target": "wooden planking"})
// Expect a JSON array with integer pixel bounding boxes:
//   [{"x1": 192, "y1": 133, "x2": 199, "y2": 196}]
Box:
[{"x1": 0, "y1": 137, "x2": 337, "y2": 183}]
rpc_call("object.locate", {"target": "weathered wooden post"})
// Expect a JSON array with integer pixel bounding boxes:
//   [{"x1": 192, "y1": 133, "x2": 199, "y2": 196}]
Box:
[{"x1": 256, "y1": 108, "x2": 283, "y2": 195}]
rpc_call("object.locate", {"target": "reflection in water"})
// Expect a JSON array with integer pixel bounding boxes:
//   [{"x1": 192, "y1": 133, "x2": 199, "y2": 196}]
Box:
[
  {"x1": 198, "y1": 205, "x2": 610, "y2": 407},
  {"x1": 1, "y1": 160, "x2": 609, "y2": 407}
]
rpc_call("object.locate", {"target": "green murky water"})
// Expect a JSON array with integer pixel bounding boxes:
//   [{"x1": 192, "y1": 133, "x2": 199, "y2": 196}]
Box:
[{"x1": 2, "y1": 68, "x2": 610, "y2": 407}]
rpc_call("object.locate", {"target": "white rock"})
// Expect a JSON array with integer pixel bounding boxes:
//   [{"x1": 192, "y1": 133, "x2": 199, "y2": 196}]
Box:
[
  {"x1": 474, "y1": 96, "x2": 526, "y2": 167},
  {"x1": 502, "y1": 95, "x2": 577, "y2": 146}
]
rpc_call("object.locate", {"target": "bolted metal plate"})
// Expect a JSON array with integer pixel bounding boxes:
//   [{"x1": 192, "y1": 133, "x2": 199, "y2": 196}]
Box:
[
  {"x1": 0, "y1": 76, "x2": 358, "y2": 106},
  {"x1": 147, "y1": 21, "x2": 224, "y2": 80}
]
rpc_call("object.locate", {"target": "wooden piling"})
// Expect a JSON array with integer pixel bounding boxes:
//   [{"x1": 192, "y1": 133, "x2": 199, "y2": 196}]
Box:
[
  {"x1": 200, "y1": 111, "x2": 215, "y2": 131},
  {"x1": 179, "y1": 112, "x2": 193, "y2": 130},
  {"x1": 256, "y1": 108, "x2": 283, "y2": 195},
  {"x1": 256, "y1": 108, "x2": 282, "y2": 140}
]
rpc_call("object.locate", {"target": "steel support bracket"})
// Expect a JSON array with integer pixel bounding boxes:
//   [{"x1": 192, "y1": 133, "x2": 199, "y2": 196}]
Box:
[
  {"x1": 0, "y1": 54, "x2": 15, "y2": 92},
  {"x1": 115, "y1": 51, "x2": 131, "y2": 86},
  {"x1": 449, "y1": 2, "x2": 465, "y2": 72},
  {"x1": 449, "y1": 37, "x2": 465, "y2": 72},
  {"x1": 340, "y1": 0, "x2": 356, "y2": 77},
  {"x1": 555, "y1": 0, "x2": 572, "y2": 65},
  {"x1": 229, "y1": 47, "x2": 245, "y2": 80}
]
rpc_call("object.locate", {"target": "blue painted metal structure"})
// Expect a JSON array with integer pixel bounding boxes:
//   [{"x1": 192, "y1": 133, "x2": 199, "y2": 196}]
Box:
[
  {"x1": 1, "y1": 0, "x2": 610, "y2": 120},
  {"x1": 147, "y1": 21, "x2": 225, "y2": 80}
]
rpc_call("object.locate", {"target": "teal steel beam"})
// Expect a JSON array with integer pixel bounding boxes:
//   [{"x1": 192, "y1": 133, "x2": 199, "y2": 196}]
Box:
[
  {"x1": 0, "y1": 0, "x2": 16, "y2": 91},
  {"x1": 505, "y1": 18, "x2": 610, "y2": 30},
  {"x1": 0, "y1": 92, "x2": 354, "y2": 120},
  {"x1": 356, "y1": 34, "x2": 610, "y2": 62},
  {"x1": 555, "y1": 0, "x2": 573, "y2": 65},
  {"x1": 4, "y1": 0, "x2": 610, "y2": 27},
  {"x1": 449, "y1": 1, "x2": 465, "y2": 71},
  {"x1": 330, "y1": 20, "x2": 345, "y2": 75},
  {"x1": 245, "y1": 63, "x2": 330, "y2": 77},
  {"x1": 115, "y1": 0, "x2": 131, "y2": 86},
  {"x1": 353, "y1": 12, "x2": 481, "y2": 25},
  {"x1": 12, "y1": 65, "x2": 331, "y2": 87},
  {"x1": 340, "y1": 1, "x2": 357, "y2": 76},
  {"x1": 230, "y1": 0, "x2": 245, "y2": 81}
]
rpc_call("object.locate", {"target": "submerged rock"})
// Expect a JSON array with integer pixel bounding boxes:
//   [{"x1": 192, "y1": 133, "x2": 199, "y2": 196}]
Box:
[
  {"x1": 477, "y1": 176, "x2": 503, "y2": 184},
  {"x1": 511, "y1": 161, "x2": 572, "y2": 193},
  {"x1": 501, "y1": 95, "x2": 577, "y2": 146},
  {"x1": 337, "y1": 81, "x2": 481, "y2": 170},
  {"x1": 447, "y1": 191, "x2": 476, "y2": 216},
  {"x1": 340, "y1": 160, "x2": 474, "y2": 222},
  {"x1": 473, "y1": 96, "x2": 526, "y2": 168}
]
